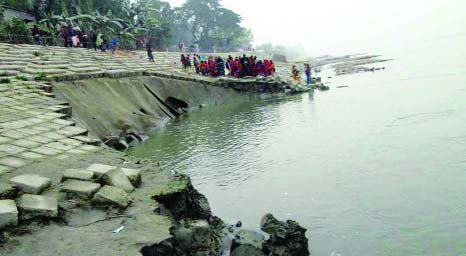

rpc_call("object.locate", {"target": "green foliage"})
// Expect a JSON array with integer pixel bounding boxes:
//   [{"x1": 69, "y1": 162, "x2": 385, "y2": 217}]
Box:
[
  {"x1": 35, "y1": 71, "x2": 48, "y2": 81},
  {"x1": 0, "y1": 78, "x2": 11, "y2": 84},
  {"x1": 32, "y1": 51, "x2": 44, "y2": 57},
  {"x1": 0, "y1": 17, "x2": 32, "y2": 44},
  {"x1": 172, "y1": 0, "x2": 252, "y2": 51},
  {"x1": 15, "y1": 75, "x2": 30, "y2": 81}
]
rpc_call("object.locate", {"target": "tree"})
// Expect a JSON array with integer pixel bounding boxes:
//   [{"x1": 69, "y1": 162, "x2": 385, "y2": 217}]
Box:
[
  {"x1": 173, "y1": 0, "x2": 252, "y2": 52},
  {"x1": 0, "y1": 0, "x2": 253, "y2": 51}
]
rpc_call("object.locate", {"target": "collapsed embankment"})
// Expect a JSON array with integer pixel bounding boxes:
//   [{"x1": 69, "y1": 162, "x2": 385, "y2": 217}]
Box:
[{"x1": 53, "y1": 76, "x2": 244, "y2": 149}]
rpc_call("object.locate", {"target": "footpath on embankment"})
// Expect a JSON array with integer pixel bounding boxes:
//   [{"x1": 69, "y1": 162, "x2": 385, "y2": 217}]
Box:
[{"x1": 0, "y1": 43, "x2": 311, "y2": 256}]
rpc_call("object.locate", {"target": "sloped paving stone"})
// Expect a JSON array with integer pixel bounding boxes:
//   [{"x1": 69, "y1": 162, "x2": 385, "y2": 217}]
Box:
[
  {"x1": 11, "y1": 139, "x2": 41, "y2": 149},
  {"x1": 59, "y1": 138, "x2": 83, "y2": 146},
  {"x1": 62, "y1": 169, "x2": 94, "y2": 181},
  {"x1": 0, "y1": 136, "x2": 11, "y2": 144},
  {"x1": 0, "y1": 200, "x2": 18, "y2": 229},
  {"x1": 1, "y1": 130, "x2": 28, "y2": 139},
  {"x1": 92, "y1": 185, "x2": 130, "y2": 209},
  {"x1": 0, "y1": 144, "x2": 28, "y2": 154},
  {"x1": 29, "y1": 135, "x2": 55, "y2": 144},
  {"x1": 42, "y1": 132, "x2": 66, "y2": 140},
  {"x1": 57, "y1": 126, "x2": 88, "y2": 137},
  {"x1": 18, "y1": 151, "x2": 46, "y2": 160},
  {"x1": 0, "y1": 156, "x2": 28, "y2": 168},
  {"x1": 60, "y1": 180, "x2": 101, "y2": 198},
  {"x1": 17, "y1": 194, "x2": 58, "y2": 220},
  {"x1": 10, "y1": 174, "x2": 50, "y2": 194},
  {"x1": 102, "y1": 169, "x2": 134, "y2": 193},
  {"x1": 45, "y1": 142, "x2": 75, "y2": 151},
  {"x1": 0, "y1": 165, "x2": 14, "y2": 175},
  {"x1": 31, "y1": 146, "x2": 61, "y2": 156}
]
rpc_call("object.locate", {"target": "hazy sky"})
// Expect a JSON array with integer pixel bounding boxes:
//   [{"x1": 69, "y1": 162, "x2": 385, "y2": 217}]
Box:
[{"x1": 167, "y1": 0, "x2": 466, "y2": 55}]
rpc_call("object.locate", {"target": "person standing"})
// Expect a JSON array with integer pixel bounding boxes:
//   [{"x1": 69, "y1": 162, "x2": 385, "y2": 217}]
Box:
[
  {"x1": 147, "y1": 43, "x2": 155, "y2": 62},
  {"x1": 91, "y1": 31, "x2": 98, "y2": 51},
  {"x1": 305, "y1": 63, "x2": 312, "y2": 85},
  {"x1": 292, "y1": 65, "x2": 300, "y2": 81},
  {"x1": 112, "y1": 37, "x2": 119, "y2": 54},
  {"x1": 96, "y1": 33, "x2": 103, "y2": 52},
  {"x1": 32, "y1": 25, "x2": 40, "y2": 45},
  {"x1": 70, "y1": 27, "x2": 79, "y2": 47}
]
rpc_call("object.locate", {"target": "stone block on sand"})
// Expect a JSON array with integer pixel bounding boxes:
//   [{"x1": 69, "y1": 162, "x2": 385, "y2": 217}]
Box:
[
  {"x1": 62, "y1": 169, "x2": 94, "y2": 181},
  {"x1": 60, "y1": 180, "x2": 101, "y2": 198},
  {"x1": 0, "y1": 200, "x2": 18, "y2": 229},
  {"x1": 17, "y1": 194, "x2": 58, "y2": 220},
  {"x1": 87, "y1": 163, "x2": 117, "y2": 178},
  {"x1": 102, "y1": 169, "x2": 134, "y2": 193},
  {"x1": 121, "y1": 168, "x2": 142, "y2": 187},
  {"x1": 10, "y1": 174, "x2": 51, "y2": 194},
  {"x1": 92, "y1": 185, "x2": 130, "y2": 208}
]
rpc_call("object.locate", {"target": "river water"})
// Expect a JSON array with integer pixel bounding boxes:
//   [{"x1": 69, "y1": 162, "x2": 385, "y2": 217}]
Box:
[{"x1": 130, "y1": 34, "x2": 466, "y2": 256}]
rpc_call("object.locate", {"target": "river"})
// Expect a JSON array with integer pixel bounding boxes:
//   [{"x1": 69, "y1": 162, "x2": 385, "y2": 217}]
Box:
[{"x1": 130, "y1": 34, "x2": 466, "y2": 256}]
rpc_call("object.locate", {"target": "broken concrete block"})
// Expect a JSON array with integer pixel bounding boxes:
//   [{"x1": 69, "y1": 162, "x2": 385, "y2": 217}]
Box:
[
  {"x1": 121, "y1": 168, "x2": 142, "y2": 187},
  {"x1": 92, "y1": 185, "x2": 130, "y2": 208},
  {"x1": 87, "y1": 163, "x2": 117, "y2": 178},
  {"x1": 10, "y1": 174, "x2": 51, "y2": 194},
  {"x1": 0, "y1": 200, "x2": 18, "y2": 229},
  {"x1": 17, "y1": 194, "x2": 58, "y2": 220},
  {"x1": 62, "y1": 169, "x2": 94, "y2": 181},
  {"x1": 0, "y1": 182, "x2": 17, "y2": 199},
  {"x1": 60, "y1": 180, "x2": 101, "y2": 199},
  {"x1": 102, "y1": 169, "x2": 134, "y2": 193}
]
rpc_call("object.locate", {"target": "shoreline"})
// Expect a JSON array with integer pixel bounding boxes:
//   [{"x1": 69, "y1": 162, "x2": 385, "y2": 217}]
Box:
[{"x1": 0, "y1": 42, "x2": 310, "y2": 255}]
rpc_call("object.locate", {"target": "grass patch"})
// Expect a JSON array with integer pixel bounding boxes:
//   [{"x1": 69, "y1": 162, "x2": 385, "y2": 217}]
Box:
[
  {"x1": 32, "y1": 51, "x2": 44, "y2": 57},
  {"x1": 15, "y1": 75, "x2": 29, "y2": 81},
  {"x1": 35, "y1": 72, "x2": 48, "y2": 81},
  {"x1": 0, "y1": 78, "x2": 11, "y2": 84}
]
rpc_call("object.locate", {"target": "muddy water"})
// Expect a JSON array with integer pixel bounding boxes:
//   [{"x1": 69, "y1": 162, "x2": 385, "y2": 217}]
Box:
[{"x1": 130, "y1": 35, "x2": 466, "y2": 256}]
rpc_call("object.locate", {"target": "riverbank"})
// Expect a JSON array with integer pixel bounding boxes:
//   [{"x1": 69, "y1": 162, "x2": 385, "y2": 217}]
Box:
[{"x1": 0, "y1": 43, "x2": 311, "y2": 255}]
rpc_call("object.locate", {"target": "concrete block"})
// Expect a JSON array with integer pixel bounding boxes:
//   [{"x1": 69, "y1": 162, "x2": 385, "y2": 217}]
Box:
[
  {"x1": 0, "y1": 200, "x2": 18, "y2": 229},
  {"x1": 102, "y1": 169, "x2": 134, "y2": 193},
  {"x1": 17, "y1": 194, "x2": 58, "y2": 220},
  {"x1": 121, "y1": 168, "x2": 142, "y2": 187},
  {"x1": 60, "y1": 180, "x2": 101, "y2": 198},
  {"x1": 92, "y1": 185, "x2": 130, "y2": 208},
  {"x1": 10, "y1": 174, "x2": 51, "y2": 194},
  {"x1": 87, "y1": 163, "x2": 117, "y2": 178},
  {"x1": 62, "y1": 169, "x2": 94, "y2": 181}
]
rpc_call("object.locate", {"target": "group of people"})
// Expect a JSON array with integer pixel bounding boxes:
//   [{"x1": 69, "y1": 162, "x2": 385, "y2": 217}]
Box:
[
  {"x1": 58, "y1": 26, "x2": 119, "y2": 54},
  {"x1": 292, "y1": 63, "x2": 313, "y2": 85},
  {"x1": 181, "y1": 54, "x2": 276, "y2": 78}
]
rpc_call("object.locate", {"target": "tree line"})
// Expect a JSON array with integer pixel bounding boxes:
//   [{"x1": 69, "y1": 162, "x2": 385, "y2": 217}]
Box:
[{"x1": 0, "y1": 0, "x2": 253, "y2": 51}]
